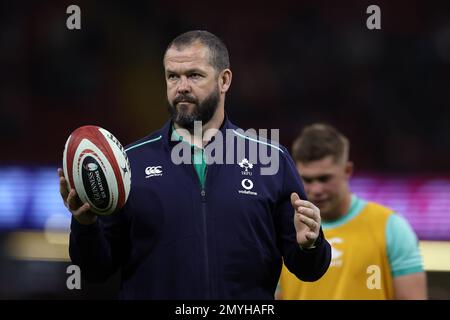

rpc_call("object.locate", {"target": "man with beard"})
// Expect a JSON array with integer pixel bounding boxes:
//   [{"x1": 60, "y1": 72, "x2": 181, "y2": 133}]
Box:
[{"x1": 58, "y1": 30, "x2": 331, "y2": 299}]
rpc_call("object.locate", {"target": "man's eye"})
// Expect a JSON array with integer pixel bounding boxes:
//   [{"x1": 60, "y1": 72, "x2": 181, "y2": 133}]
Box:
[
  {"x1": 189, "y1": 73, "x2": 201, "y2": 79},
  {"x1": 167, "y1": 74, "x2": 178, "y2": 80},
  {"x1": 318, "y1": 176, "x2": 331, "y2": 183}
]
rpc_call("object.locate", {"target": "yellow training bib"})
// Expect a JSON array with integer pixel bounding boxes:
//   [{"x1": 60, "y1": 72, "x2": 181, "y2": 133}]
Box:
[{"x1": 279, "y1": 199, "x2": 394, "y2": 300}]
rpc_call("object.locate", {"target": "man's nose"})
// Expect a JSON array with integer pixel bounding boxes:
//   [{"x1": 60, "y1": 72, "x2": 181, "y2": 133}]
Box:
[
  {"x1": 177, "y1": 76, "x2": 191, "y2": 94},
  {"x1": 308, "y1": 181, "x2": 324, "y2": 195}
]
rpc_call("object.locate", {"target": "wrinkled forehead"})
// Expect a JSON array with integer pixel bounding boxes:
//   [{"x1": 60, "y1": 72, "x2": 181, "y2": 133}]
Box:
[{"x1": 164, "y1": 41, "x2": 213, "y2": 71}]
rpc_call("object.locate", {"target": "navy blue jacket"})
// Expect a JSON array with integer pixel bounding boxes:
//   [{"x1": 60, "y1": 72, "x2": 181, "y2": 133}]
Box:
[{"x1": 69, "y1": 117, "x2": 331, "y2": 299}]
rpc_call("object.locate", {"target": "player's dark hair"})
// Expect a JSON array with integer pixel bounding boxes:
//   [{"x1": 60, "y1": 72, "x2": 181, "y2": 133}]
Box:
[
  {"x1": 292, "y1": 123, "x2": 350, "y2": 164},
  {"x1": 164, "y1": 30, "x2": 230, "y2": 72}
]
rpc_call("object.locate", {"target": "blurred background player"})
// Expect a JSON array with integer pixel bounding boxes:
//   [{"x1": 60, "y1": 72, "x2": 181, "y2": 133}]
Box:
[{"x1": 277, "y1": 123, "x2": 427, "y2": 300}]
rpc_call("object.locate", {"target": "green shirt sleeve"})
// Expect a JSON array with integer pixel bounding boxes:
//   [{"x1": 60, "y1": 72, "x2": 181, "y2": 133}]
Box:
[{"x1": 386, "y1": 213, "x2": 424, "y2": 277}]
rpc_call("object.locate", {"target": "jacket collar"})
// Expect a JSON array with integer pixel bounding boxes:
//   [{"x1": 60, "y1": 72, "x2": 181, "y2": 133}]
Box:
[{"x1": 162, "y1": 113, "x2": 234, "y2": 149}]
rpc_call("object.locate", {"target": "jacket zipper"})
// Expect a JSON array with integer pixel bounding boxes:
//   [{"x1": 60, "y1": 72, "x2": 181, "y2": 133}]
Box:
[
  {"x1": 192, "y1": 160, "x2": 210, "y2": 299},
  {"x1": 201, "y1": 186, "x2": 210, "y2": 299}
]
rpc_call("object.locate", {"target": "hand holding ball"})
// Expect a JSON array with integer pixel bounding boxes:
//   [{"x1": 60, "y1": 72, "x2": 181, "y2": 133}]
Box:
[{"x1": 60, "y1": 126, "x2": 131, "y2": 218}]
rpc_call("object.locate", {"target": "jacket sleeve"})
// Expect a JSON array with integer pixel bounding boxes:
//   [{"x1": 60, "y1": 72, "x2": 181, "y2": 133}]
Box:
[
  {"x1": 69, "y1": 204, "x2": 131, "y2": 283},
  {"x1": 276, "y1": 150, "x2": 331, "y2": 281}
]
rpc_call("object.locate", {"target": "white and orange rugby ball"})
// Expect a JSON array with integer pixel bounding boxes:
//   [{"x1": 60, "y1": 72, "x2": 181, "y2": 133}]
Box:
[{"x1": 63, "y1": 125, "x2": 131, "y2": 215}]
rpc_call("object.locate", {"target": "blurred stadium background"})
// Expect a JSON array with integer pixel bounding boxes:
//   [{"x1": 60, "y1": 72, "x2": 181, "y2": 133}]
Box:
[{"x1": 1, "y1": 0, "x2": 450, "y2": 299}]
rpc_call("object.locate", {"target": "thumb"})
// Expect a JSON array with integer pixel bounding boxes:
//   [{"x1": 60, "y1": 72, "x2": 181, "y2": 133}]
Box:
[{"x1": 290, "y1": 192, "x2": 300, "y2": 207}]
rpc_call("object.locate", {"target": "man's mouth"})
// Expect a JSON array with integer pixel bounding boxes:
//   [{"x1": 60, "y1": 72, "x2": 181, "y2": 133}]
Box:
[
  {"x1": 313, "y1": 199, "x2": 329, "y2": 207},
  {"x1": 176, "y1": 100, "x2": 196, "y2": 106}
]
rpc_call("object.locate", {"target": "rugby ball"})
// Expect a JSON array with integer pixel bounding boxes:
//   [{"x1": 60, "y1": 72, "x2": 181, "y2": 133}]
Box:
[{"x1": 62, "y1": 125, "x2": 131, "y2": 215}]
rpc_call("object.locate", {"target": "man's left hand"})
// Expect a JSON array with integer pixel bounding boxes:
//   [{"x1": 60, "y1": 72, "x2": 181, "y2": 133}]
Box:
[{"x1": 291, "y1": 192, "x2": 321, "y2": 249}]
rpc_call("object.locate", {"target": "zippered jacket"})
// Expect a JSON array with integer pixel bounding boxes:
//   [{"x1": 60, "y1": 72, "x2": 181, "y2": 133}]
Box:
[{"x1": 69, "y1": 116, "x2": 331, "y2": 299}]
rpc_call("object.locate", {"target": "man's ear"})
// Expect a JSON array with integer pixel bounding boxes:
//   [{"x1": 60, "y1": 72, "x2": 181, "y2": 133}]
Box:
[
  {"x1": 219, "y1": 69, "x2": 232, "y2": 94},
  {"x1": 345, "y1": 161, "x2": 354, "y2": 178}
]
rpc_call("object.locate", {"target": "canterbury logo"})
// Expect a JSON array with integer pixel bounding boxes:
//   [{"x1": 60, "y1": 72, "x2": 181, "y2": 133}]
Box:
[{"x1": 145, "y1": 166, "x2": 163, "y2": 178}]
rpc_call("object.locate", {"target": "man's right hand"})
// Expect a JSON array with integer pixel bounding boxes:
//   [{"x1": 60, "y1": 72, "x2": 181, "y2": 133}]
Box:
[{"x1": 58, "y1": 168, "x2": 97, "y2": 225}]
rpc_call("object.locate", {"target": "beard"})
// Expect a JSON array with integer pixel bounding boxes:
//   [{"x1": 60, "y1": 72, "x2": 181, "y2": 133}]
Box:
[{"x1": 167, "y1": 86, "x2": 220, "y2": 130}]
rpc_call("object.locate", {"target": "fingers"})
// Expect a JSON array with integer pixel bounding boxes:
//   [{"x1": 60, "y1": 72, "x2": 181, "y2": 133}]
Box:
[
  {"x1": 58, "y1": 168, "x2": 69, "y2": 201},
  {"x1": 291, "y1": 193, "x2": 318, "y2": 212},
  {"x1": 67, "y1": 189, "x2": 93, "y2": 216},
  {"x1": 293, "y1": 199, "x2": 320, "y2": 221},
  {"x1": 295, "y1": 206, "x2": 317, "y2": 219},
  {"x1": 292, "y1": 195, "x2": 321, "y2": 236},
  {"x1": 293, "y1": 198, "x2": 317, "y2": 210},
  {"x1": 58, "y1": 168, "x2": 96, "y2": 224},
  {"x1": 305, "y1": 231, "x2": 317, "y2": 241},
  {"x1": 296, "y1": 213, "x2": 319, "y2": 231},
  {"x1": 73, "y1": 202, "x2": 91, "y2": 216},
  {"x1": 67, "y1": 188, "x2": 83, "y2": 211},
  {"x1": 290, "y1": 192, "x2": 300, "y2": 205},
  {"x1": 72, "y1": 202, "x2": 97, "y2": 225}
]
